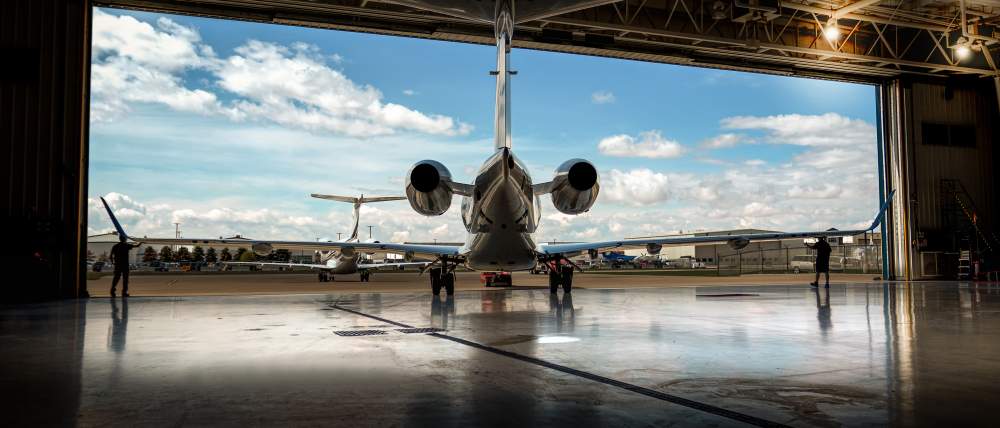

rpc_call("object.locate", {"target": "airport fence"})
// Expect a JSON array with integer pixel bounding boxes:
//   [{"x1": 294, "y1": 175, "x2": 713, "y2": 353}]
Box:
[{"x1": 714, "y1": 244, "x2": 883, "y2": 276}]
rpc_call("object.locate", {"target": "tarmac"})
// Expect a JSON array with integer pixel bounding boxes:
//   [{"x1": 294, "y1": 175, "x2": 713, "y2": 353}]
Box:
[{"x1": 3, "y1": 274, "x2": 998, "y2": 426}]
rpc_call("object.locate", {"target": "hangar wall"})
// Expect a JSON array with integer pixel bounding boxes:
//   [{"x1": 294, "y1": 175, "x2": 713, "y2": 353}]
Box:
[
  {"x1": 1, "y1": 0, "x2": 92, "y2": 301},
  {"x1": 881, "y1": 78, "x2": 999, "y2": 280}
]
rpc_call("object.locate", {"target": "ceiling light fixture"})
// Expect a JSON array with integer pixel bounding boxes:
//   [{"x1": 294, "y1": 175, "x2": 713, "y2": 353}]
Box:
[{"x1": 823, "y1": 19, "x2": 841, "y2": 42}]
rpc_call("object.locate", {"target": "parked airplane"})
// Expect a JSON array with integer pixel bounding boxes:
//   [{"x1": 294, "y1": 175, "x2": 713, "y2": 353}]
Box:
[
  {"x1": 206, "y1": 194, "x2": 426, "y2": 282},
  {"x1": 99, "y1": 0, "x2": 895, "y2": 296},
  {"x1": 601, "y1": 252, "x2": 637, "y2": 265}
]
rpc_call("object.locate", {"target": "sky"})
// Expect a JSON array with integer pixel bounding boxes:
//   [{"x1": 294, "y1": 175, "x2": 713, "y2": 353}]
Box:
[{"x1": 88, "y1": 7, "x2": 879, "y2": 244}]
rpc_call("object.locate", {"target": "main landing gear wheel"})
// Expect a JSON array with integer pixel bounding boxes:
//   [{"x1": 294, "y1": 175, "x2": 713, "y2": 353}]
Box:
[
  {"x1": 444, "y1": 272, "x2": 455, "y2": 296},
  {"x1": 430, "y1": 267, "x2": 443, "y2": 296},
  {"x1": 548, "y1": 268, "x2": 560, "y2": 294},
  {"x1": 360, "y1": 271, "x2": 371, "y2": 282},
  {"x1": 560, "y1": 265, "x2": 574, "y2": 293}
]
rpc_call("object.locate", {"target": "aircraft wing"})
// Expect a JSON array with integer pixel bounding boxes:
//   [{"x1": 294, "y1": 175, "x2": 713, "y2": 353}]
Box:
[
  {"x1": 539, "y1": 191, "x2": 894, "y2": 257},
  {"x1": 224, "y1": 261, "x2": 330, "y2": 269},
  {"x1": 357, "y1": 261, "x2": 431, "y2": 269},
  {"x1": 99, "y1": 197, "x2": 463, "y2": 260}
]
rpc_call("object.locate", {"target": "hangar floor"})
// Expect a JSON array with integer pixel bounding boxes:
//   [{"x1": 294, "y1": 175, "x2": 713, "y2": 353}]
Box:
[{"x1": 2, "y1": 281, "x2": 998, "y2": 426}]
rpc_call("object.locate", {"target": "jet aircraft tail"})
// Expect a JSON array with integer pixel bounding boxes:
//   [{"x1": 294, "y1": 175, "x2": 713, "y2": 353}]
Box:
[{"x1": 310, "y1": 194, "x2": 407, "y2": 241}]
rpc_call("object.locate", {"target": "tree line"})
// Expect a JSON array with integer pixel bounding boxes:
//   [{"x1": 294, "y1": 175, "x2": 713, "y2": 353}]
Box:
[{"x1": 141, "y1": 246, "x2": 292, "y2": 263}]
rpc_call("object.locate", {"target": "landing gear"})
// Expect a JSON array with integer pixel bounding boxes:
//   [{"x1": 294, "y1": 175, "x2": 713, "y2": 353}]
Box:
[
  {"x1": 429, "y1": 258, "x2": 460, "y2": 296},
  {"x1": 318, "y1": 271, "x2": 334, "y2": 282},
  {"x1": 430, "y1": 267, "x2": 443, "y2": 295},
  {"x1": 545, "y1": 258, "x2": 575, "y2": 294},
  {"x1": 560, "y1": 265, "x2": 573, "y2": 293},
  {"x1": 359, "y1": 271, "x2": 371, "y2": 282},
  {"x1": 443, "y1": 272, "x2": 455, "y2": 296}
]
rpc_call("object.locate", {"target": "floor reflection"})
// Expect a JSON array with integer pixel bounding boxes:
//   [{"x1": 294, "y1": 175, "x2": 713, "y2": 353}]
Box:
[
  {"x1": 1, "y1": 283, "x2": 998, "y2": 426},
  {"x1": 108, "y1": 298, "x2": 128, "y2": 353}
]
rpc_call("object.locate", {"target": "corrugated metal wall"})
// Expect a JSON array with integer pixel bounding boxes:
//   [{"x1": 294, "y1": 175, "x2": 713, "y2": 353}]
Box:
[
  {"x1": 1, "y1": 0, "x2": 91, "y2": 301},
  {"x1": 910, "y1": 82, "x2": 996, "y2": 231},
  {"x1": 880, "y1": 78, "x2": 998, "y2": 280}
]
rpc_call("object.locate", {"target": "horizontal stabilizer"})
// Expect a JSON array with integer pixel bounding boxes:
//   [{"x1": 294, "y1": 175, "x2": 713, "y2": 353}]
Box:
[{"x1": 311, "y1": 194, "x2": 407, "y2": 204}]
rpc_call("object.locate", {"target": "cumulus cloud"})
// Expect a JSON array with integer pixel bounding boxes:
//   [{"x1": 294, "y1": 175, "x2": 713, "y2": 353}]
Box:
[
  {"x1": 602, "y1": 169, "x2": 673, "y2": 205},
  {"x1": 700, "y1": 133, "x2": 746, "y2": 149},
  {"x1": 90, "y1": 9, "x2": 471, "y2": 137},
  {"x1": 90, "y1": 193, "x2": 469, "y2": 244},
  {"x1": 90, "y1": 11, "x2": 223, "y2": 121},
  {"x1": 591, "y1": 90, "x2": 616, "y2": 104},
  {"x1": 592, "y1": 113, "x2": 878, "y2": 234},
  {"x1": 721, "y1": 113, "x2": 874, "y2": 148},
  {"x1": 218, "y1": 40, "x2": 471, "y2": 137},
  {"x1": 598, "y1": 131, "x2": 685, "y2": 159}
]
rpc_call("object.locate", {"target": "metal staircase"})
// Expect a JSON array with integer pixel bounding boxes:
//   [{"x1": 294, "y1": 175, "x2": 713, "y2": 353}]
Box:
[{"x1": 941, "y1": 179, "x2": 999, "y2": 278}]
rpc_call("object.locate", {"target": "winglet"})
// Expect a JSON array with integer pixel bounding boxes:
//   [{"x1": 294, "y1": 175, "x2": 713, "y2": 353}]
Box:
[
  {"x1": 100, "y1": 196, "x2": 129, "y2": 241},
  {"x1": 868, "y1": 190, "x2": 896, "y2": 231}
]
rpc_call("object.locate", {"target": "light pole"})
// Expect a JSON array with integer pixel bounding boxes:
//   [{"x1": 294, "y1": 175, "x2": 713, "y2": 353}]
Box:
[
  {"x1": 337, "y1": 232, "x2": 343, "y2": 241},
  {"x1": 367, "y1": 225, "x2": 374, "y2": 239},
  {"x1": 173, "y1": 222, "x2": 181, "y2": 255}
]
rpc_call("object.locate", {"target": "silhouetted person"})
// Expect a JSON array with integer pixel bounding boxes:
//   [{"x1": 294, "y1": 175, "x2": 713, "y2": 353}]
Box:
[
  {"x1": 109, "y1": 237, "x2": 142, "y2": 297},
  {"x1": 807, "y1": 237, "x2": 832, "y2": 288}
]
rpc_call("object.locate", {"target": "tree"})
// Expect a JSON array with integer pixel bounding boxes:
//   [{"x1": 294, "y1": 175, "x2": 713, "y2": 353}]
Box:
[
  {"x1": 206, "y1": 247, "x2": 218, "y2": 263},
  {"x1": 142, "y1": 246, "x2": 157, "y2": 263},
  {"x1": 220, "y1": 248, "x2": 232, "y2": 262},
  {"x1": 86, "y1": 249, "x2": 95, "y2": 261},
  {"x1": 275, "y1": 249, "x2": 291, "y2": 262},
  {"x1": 159, "y1": 246, "x2": 174, "y2": 262},
  {"x1": 238, "y1": 248, "x2": 255, "y2": 262},
  {"x1": 192, "y1": 246, "x2": 205, "y2": 262},
  {"x1": 176, "y1": 246, "x2": 191, "y2": 261},
  {"x1": 234, "y1": 248, "x2": 247, "y2": 261}
]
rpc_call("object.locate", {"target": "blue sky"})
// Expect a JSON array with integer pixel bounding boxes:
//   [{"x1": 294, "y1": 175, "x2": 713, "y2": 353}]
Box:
[{"x1": 89, "y1": 7, "x2": 879, "y2": 243}]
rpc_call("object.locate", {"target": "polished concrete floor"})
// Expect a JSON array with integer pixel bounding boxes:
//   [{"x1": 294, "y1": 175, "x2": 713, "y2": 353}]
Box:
[{"x1": 2, "y1": 281, "x2": 998, "y2": 427}]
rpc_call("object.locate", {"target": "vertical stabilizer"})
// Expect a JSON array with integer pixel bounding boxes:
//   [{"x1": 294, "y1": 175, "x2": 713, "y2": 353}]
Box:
[{"x1": 493, "y1": 0, "x2": 514, "y2": 151}]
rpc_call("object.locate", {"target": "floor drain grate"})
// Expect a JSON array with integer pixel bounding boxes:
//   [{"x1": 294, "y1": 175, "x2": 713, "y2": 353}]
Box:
[
  {"x1": 334, "y1": 330, "x2": 387, "y2": 337},
  {"x1": 397, "y1": 328, "x2": 445, "y2": 334}
]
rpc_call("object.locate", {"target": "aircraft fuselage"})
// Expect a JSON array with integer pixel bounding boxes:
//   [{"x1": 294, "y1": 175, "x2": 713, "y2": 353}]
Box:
[{"x1": 460, "y1": 148, "x2": 541, "y2": 271}]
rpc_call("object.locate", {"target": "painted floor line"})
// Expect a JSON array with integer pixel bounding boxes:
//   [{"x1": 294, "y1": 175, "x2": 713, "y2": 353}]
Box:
[{"x1": 331, "y1": 303, "x2": 789, "y2": 428}]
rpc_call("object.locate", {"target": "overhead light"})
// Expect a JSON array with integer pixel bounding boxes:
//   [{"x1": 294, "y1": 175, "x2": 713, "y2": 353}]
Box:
[
  {"x1": 711, "y1": 0, "x2": 727, "y2": 20},
  {"x1": 823, "y1": 19, "x2": 840, "y2": 41},
  {"x1": 956, "y1": 44, "x2": 972, "y2": 60}
]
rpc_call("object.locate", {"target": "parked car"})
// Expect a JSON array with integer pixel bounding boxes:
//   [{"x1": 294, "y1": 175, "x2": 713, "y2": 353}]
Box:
[
  {"x1": 790, "y1": 255, "x2": 845, "y2": 273},
  {"x1": 91, "y1": 261, "x2": 105, "y2": 272}
]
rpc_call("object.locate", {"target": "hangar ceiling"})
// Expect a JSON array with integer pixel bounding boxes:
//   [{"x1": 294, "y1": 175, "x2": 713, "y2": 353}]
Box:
[{"x1": 97, "y1": 0, "x2": 1000, "y2": 81}]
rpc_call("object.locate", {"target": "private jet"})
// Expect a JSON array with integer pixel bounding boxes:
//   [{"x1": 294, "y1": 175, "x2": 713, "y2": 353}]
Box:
[
  {"x1": 190, "y1": 194, "x2": 427, "y2": 282},
  {"x1": 100, "y1": 0, "x2": 894, "y2": 296}
]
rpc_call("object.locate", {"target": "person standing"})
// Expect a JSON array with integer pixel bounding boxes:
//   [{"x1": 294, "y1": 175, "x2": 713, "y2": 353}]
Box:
[
  {"x1": 109, "y1": 236, "x2": 142, "y2": 297},
  {"x1": 807, "y1": 237, "x2": 832, "y2": 288}
]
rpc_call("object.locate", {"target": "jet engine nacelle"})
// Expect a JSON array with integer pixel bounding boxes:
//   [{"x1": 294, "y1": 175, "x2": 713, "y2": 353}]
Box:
[
  {"x1": 549, "y1": 159, "x2": 600, "y2": 215},
  {"x1": 646, "y1": 243, "x2": 663, "y2": 255},
  {"x1": 727, "y1": 237, "x2": 750, "y2": 251},
  {"x1": 406, "y1": 160, "x2": 454, "y2": 216},
  {"x1": 251, "y1": 242, "x2": 273, "y2": 256}
]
